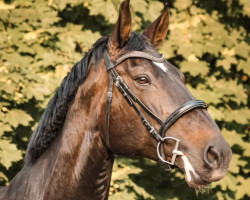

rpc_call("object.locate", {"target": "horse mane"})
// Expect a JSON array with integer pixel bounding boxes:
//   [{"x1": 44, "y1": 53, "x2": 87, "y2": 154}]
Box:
[{"x1": 25, "y1": 32, "x2": 148, "y2": 164}]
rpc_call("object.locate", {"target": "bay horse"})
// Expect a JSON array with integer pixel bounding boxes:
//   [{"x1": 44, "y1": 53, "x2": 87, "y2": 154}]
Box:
[{"x1": 0, "y1": 0, "x2": 232, "y2": 199}]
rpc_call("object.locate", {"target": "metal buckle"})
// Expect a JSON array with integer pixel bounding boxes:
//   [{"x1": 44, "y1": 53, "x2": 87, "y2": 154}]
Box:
[{"x1": 157, "y1": 137, "x2": 183, "y2": 166}]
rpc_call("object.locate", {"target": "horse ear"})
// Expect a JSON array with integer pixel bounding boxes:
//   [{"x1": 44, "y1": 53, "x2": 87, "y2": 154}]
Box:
[
  {"x1": 143, "y1": 3, "x2": 169, "y2": 48},
  {"x1": 109, "y1": 0, "x2": 131, "y2": 50}
]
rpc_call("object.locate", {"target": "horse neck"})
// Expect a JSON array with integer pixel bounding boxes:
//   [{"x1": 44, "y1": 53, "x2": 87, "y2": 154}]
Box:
[
  {"x1": 5, "y1": 63, "x2": 114, "y2": 200},
  {"x1": 41, "y1": 67, "x2": 114, "y2": 199},
  {"x1": 43, "y1": 128, "x2": 114, "y2": 200}
]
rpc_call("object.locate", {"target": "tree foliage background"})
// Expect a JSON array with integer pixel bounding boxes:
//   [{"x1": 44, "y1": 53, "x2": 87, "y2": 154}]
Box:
[{"x1": 0, "y1": 0, "x2": 249, "y2": 199}]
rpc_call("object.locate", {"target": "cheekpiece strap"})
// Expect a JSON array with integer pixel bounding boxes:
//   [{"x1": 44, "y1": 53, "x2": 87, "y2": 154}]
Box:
[
  {"x1": 104, "y1": 49, "x2": 114, "y2": 152},
  {"x1": 104, "y1": 49, "x2": 114, "y2": 71}
]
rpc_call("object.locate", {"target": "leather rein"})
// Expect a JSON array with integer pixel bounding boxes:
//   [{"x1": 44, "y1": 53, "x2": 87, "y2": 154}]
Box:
[{"x1": 103, "y1": 49, "x2": 207, "y2": 170}]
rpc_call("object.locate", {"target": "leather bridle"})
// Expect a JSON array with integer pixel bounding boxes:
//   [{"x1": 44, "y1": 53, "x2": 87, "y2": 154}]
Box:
[{"x1": 103, "y1": 49, "x2": 207, "y2": 170}]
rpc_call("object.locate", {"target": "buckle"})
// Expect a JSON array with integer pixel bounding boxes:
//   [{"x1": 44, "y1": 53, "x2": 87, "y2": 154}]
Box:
[{"x1": 157, "y1": 137, "x2": 183, "y2": 166}]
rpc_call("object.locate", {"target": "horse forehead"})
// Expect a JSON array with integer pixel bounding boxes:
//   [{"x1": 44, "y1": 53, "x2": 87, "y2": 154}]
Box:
[
  {"x1": 123, "y1": 57, "x2": 181, "y2": 81},
  {"x1": 126, "y1": 58, "x2": 164, "y2": 69},
  {"x1": 152, "y1": 61, "x2": 168, "y2": 72}
]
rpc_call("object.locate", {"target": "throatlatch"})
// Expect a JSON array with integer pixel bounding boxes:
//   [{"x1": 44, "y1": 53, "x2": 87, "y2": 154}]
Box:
[{"x1": 104, "y1": 49, "x2": 207, "y2": 170}]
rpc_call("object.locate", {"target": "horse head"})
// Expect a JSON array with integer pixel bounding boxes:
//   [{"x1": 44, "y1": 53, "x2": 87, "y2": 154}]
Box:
[{"x1": 94, "y1": 0, "x2": 232, "y2": 189}]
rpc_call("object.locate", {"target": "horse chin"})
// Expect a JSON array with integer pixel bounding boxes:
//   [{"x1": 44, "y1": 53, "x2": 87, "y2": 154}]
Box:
[
  {"x1": 184, "y1": 172, "x2": 211, "y2": 189},
  {"x1": 179, "y1": 155, "x2": 211, "y2": 189}
]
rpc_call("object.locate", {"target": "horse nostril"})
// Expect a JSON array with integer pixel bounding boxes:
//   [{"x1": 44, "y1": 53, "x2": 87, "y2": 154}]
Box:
[
  {"x1": 207, "y1": 147, "x2": 218, "y2": 162},
  {"x1": 204, "y1": 146, "x2": 220, "y2": 169}
]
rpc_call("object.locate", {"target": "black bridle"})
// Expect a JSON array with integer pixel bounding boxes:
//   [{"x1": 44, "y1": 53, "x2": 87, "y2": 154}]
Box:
[{"x1": 104, "y1": 49, "x2": 207, "y2": 170}]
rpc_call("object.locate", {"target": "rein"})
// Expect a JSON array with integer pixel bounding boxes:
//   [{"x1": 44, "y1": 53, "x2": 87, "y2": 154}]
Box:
[{"x1": 104, "y1": 49, "x2": 207, "y2": 170}]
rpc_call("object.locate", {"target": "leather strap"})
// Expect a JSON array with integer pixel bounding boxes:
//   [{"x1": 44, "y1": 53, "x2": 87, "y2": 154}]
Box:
[
  {"x1": 107, "y1": 51, "x2": 165, "y2": 70},
  {"x1": 105, "y1": 74, "x2": 113, "y2": 151},
  {"x1": 104, "y1": 50, "x2": 114, "y2": 151},
  {"x1": 159, "y1": 100, "x2": 207, "y2": 137}
]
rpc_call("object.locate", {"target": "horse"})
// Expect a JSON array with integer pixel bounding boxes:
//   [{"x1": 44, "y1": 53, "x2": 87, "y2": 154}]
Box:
[{"x1": 0, "y1": 0, "x2": 232, "y2": 199}]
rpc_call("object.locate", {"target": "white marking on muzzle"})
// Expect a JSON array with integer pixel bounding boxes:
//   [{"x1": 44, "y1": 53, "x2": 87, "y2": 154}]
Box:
[
  {"x1": 152, "y1": 61, "x2": 167, "y2": 72},
  {"x1": 181, "y1": 155, "x2": 199, "y2": 182}
]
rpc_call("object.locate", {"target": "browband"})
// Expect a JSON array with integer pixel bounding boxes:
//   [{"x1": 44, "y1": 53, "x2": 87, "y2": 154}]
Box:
[{"x1": 106, "y1": 51, "x2": 165, "y2": 70}]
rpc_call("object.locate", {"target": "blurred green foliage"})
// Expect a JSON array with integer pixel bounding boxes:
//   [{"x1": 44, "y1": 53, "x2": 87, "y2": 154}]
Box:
[{"x1": 0, "y1": 0, "x2": 249, "y2": 199}]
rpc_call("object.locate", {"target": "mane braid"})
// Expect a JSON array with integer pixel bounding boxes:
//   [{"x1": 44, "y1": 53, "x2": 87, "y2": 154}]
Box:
[{"x1": 25, "y1": 32, "x2": 148, "y2": 164}]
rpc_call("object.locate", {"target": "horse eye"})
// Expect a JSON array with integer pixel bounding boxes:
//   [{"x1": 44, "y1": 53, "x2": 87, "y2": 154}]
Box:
[{"x1": 135, "y1": 76, "x2": 150, "y2": 85}]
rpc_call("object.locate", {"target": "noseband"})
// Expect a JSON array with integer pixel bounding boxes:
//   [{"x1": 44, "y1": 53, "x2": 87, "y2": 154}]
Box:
[{"x1": 104, "y1": 49, "x2": 207, "y2": 170}]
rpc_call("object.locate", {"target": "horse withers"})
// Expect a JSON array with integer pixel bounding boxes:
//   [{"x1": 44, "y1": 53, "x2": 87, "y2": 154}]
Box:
[{"x1": 0, "y1": 0, "x2": 232, "y2": 199}]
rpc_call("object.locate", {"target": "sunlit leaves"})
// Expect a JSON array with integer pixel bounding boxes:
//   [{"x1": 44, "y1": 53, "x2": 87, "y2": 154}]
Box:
[
  {"x1": 238, "y1": 58, "x2": 250, "y2": 76},
  {"x1": 130, "y1": 0, "x2": 147, "y2": 14},
  {"x1": 0, "y1": 124, "x2": 12, "y2": 137},
  {"x1": 0, "y1": 140, "x2": 22, "y2": 169},
  {"x1": 216, "y1": 56, "x2": 237, "y2": 70},
  {"x1": 142, "y1": 1, "x2": 163, "y2": 22},
  {"x1": 222, "y1": 129, "x2": 245, "y2": 148},
  {"x1": 4, "y1": 109, "x2": 33, "y2": 127},
  {"x1": 86, "y1": 0, "x2": 120, "y2": 24},
  {"x1": 213, "y1": 172, "x2": 237, "y2": 192},
  {"x1": 239, "y1": 0, "x2": 250, "y2": 17},
  {"x1": 235, "y1": 42, "x2": 250, "y2": 59},
  {"x1": 236, "y1": 176, "x2": 250, "y2": 199},
  {"x1": 223, "y1": 108, "x2": 250, "y2": 124},
  {"x1": 180, "y1": 60, "x2": 209, "y2": 76},
  {"x1": 174, "y1": 0, "x2": 192, "y2": 11}
]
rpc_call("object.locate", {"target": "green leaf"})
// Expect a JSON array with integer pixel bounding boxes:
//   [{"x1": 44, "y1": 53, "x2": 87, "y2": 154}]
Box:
[
  {"x1": 228, "y1": 154, "x2": 247, "y2": 174},
  {"x1": 209, "y1": 79, "x2": 248, "y2": 105},
  {"x1": 2, "y1": 52, "x2": 33, "y2": 68},
  {"x1": 4, "y1": 109, "x2": 33, "y2": 127},
  {"x1": 236, "y1": 176, "x2": 250, "y2": 199},
  {"x1": 187, "y1": 84, "x2": 223, "y2": 104},
  {"x1": 53, "y1": 0, "x2": 68, "y2": 11},
  {"x1": 203, "y1": 40, "x2": 223, "y2": 56},
  {"x1": 207, "y1": 105, "x2": 225, "y2": 121},
  {"x1": 0, "y1": 81, "x2": 16, "y2": 95},
  {"x1": 0, "y1": 139, "x2": 22, "y2": 169},
  {"x1": 0, "y1": 123, "x2": 12, "y2": 137},
  {"x1": 130, "y1": 0, "x2": 147, "y2": 14},
  {"x1": 174, "y1": 0, "x2": 192, "y2": 11},
  {"x1": 222, "y1": 129, "x2": 244, "y2": 147},
  {"x1": 216, "y1": 56, "x2": 237, "y2": 70},
  {"x1": 213, "y1": 172, "x2": 236, "y2": 191},
  {"x1": 0, "y1": 171, "x2": 8, "y2": 182},
  {"x1": 180, "y1": 61, "x2": 209, "y2": 76},
  {"x1": 23, "y1": 84, "x2": 51, "y2": 101},
  {"x1": 223, "y1": 108, "x2": 250, "y2": 124},
  {"x1": 0, "y1": 1, "x2": 15, "y2": 10},
  {"x1": 242, "y1": 141, "x2": 250, "y2": 157},
  {"x1": 238, "y1": 58, "x2": 250, "y2": 76},
  {"x1": 239, "y1": 0, "x2": 250, "y2": 17},
  {"x1": 143, "y1": 1, "x2": 163, "y2": 22},
  {"x1": 235, "y1": 42, "x2": 250, "y2": 58},
  {"x1": 88, "y1": 0, "x2": 119, "y2": 24}
]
